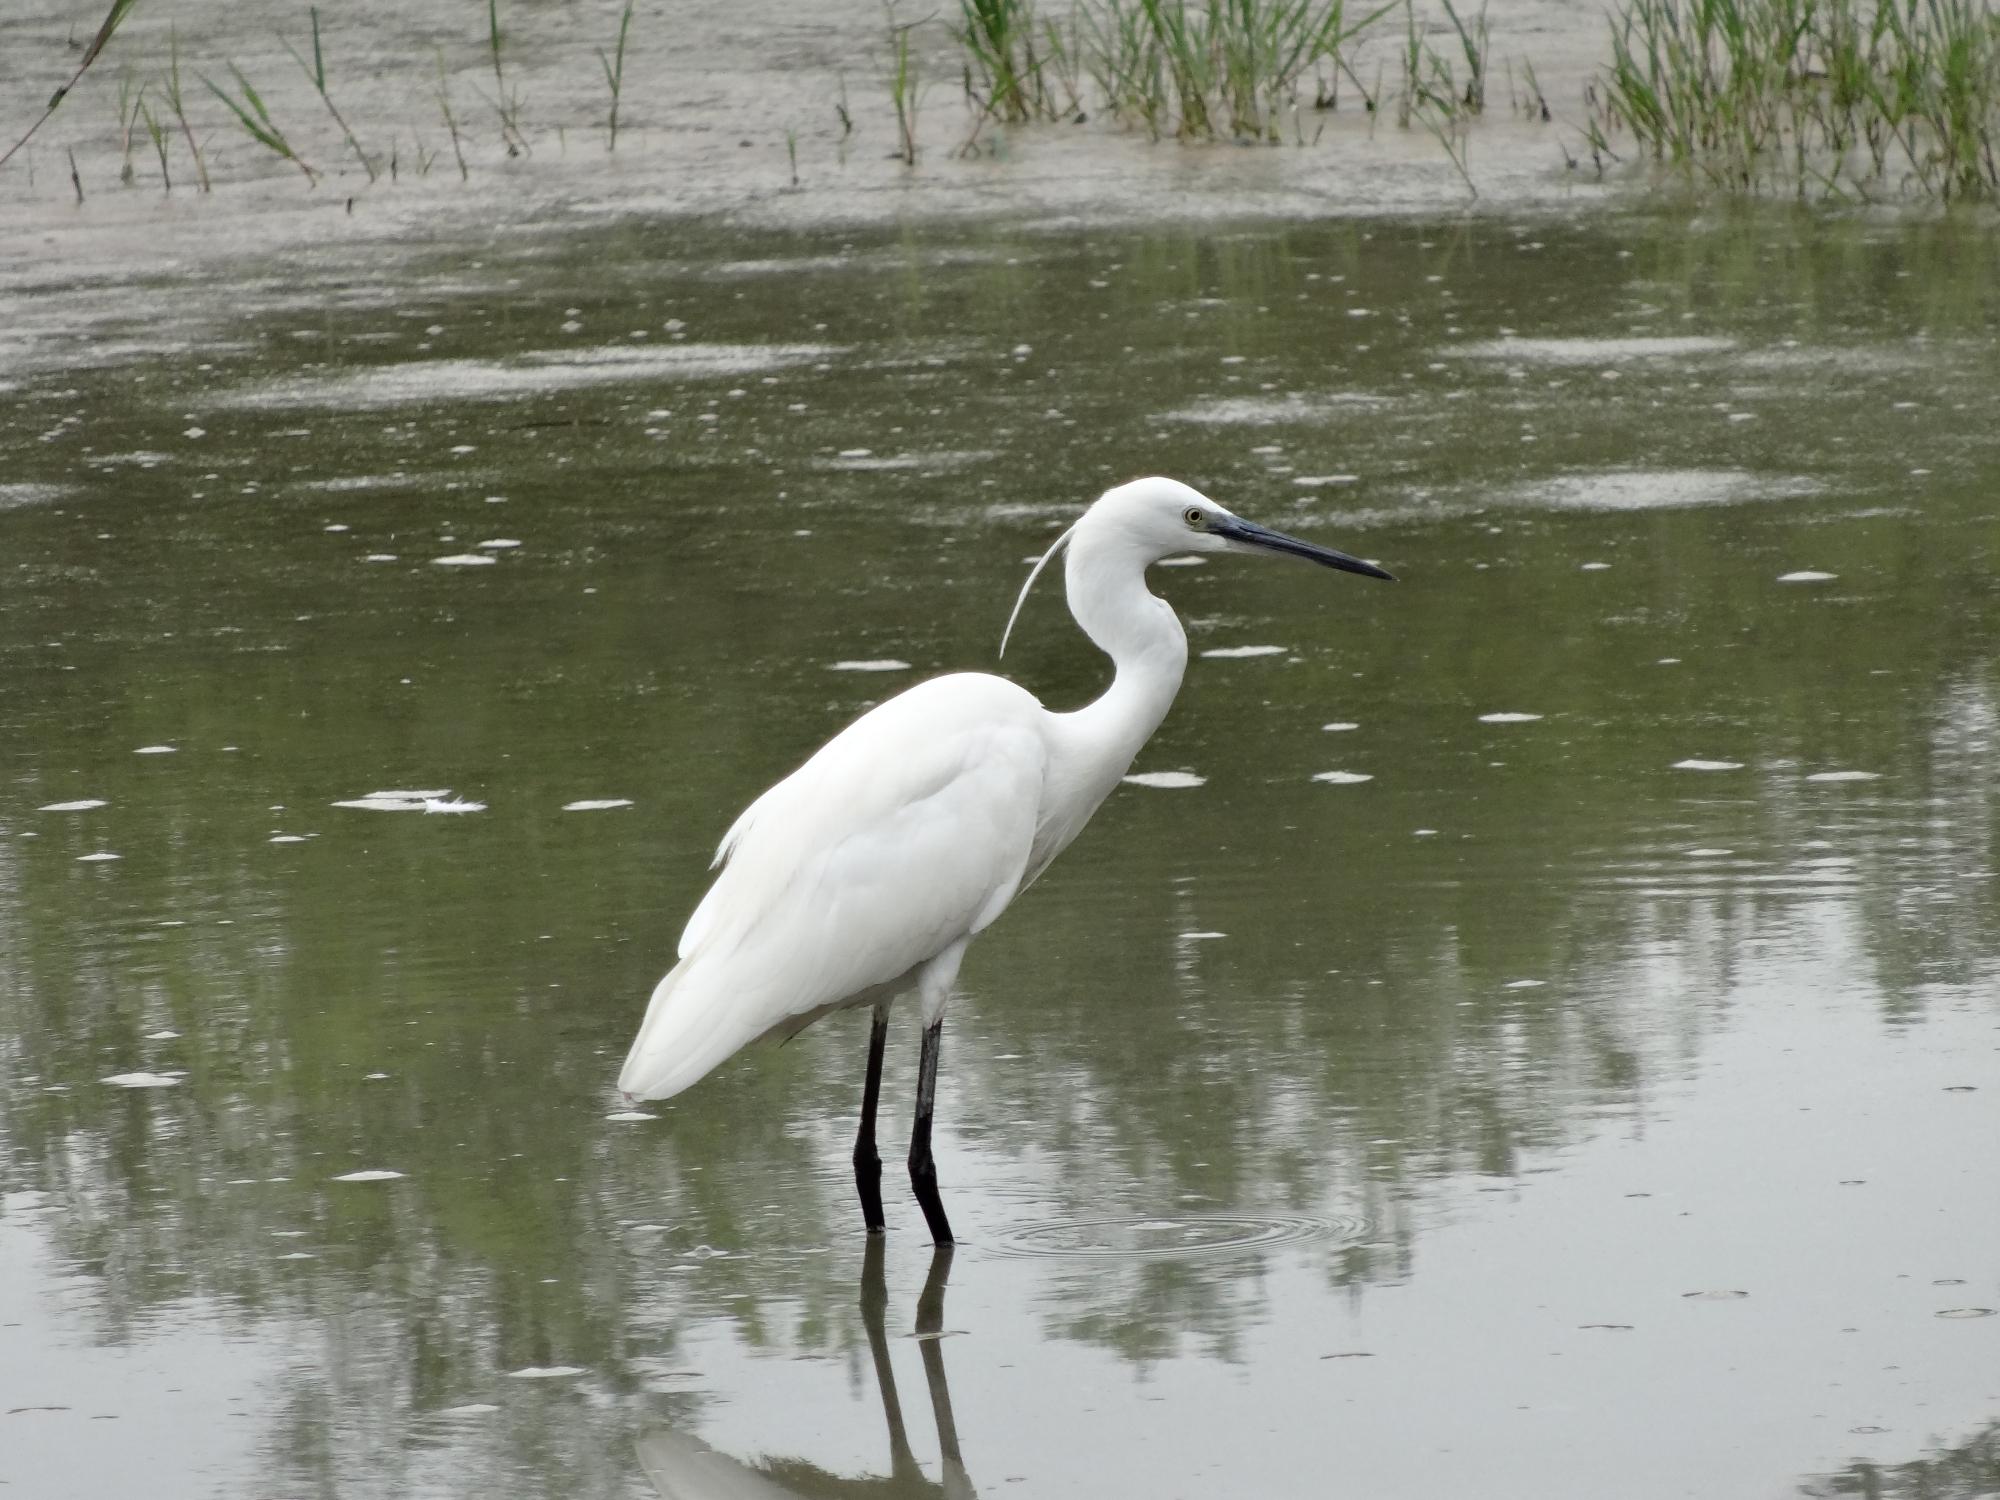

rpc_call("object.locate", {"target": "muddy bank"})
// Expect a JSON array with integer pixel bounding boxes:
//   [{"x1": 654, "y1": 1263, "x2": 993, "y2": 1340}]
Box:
[{"x1": 0, "y1": 0, "x2": 1615, "y2": 285}]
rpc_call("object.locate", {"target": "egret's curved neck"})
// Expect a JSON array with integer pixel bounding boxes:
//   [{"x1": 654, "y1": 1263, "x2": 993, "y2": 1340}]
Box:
[{"x1": 1058, "y1": 524, "x2": 1188, "y2": 773}]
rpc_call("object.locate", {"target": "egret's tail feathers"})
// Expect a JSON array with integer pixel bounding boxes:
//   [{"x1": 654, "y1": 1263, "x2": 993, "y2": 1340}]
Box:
[{"x1": 616, "y1": 959, "x2": 766, "y2": 1102}]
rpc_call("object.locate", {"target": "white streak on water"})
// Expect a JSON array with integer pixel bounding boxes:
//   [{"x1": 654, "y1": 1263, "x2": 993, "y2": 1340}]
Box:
[
  {"x1": 1479, "y1": 712, "x2": 1543, "y2": 723},
  {"x1": 331, "y1": 1170, "x2": 405, "y2": 1183},
  {"x1": 1454, "y1": 335, "x2": 1737, "y2": 363},
  {"x1": 432, "y1": 553, "x2": 496, "y2": 567},
  {"x1": 221, "y1": 344, "x2": 843, "y2": 410},
  {"x1": 102, "y1": 1072, "x2": 180, "y2": 1088},
  {"x1": 1313, "y1": 771, "x2": 1374, "y2": 784},
  {"x1": 1123, "y1": 771, "x2": 1206, "y2": 789},
  {"x1": 828, "y1": 659, "x2": 911, "y2": 672},
  {"x1": 1674, "y1": 759, "x2": 1744, "y2": 771},
  {"x1": 1201, "y1": 645, "x2": 1287, "y2": 659},
  {"x1": 1807, "y1": 770, "x2": 1880, "y2": 782},
  {"x1": 565, "y1": 799, "x2": 634, "y2": 811},
  {"x1": 1778, "y1": 570, "x2": 1837, "y2": 583},
  {"x1": 39, "y1": 799, "x2": 106, "y2": 811}
]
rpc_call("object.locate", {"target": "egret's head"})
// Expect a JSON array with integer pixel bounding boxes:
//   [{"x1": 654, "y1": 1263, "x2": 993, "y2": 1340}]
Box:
[
  {"x1": 1093, "y1": 475, "x2": 1396, "y2": 578},
  {"x1": 1000, "y1": 475, "x2": 1393, "y2": 658}
]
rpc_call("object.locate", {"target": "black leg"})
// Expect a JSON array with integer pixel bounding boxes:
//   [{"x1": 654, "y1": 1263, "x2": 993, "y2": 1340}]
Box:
[
  {"x1": 854, "y1": 1006, "x2": 890, "y2": 1234},
  {"x1": 908, "y1": 1017, "x2": 955, "y2": 1246}
]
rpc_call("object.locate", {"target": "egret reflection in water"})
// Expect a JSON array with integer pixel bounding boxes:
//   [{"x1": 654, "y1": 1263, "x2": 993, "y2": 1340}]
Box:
[{"x1": 638, "y1": 1242, "x2": 973, "y2": 1500}]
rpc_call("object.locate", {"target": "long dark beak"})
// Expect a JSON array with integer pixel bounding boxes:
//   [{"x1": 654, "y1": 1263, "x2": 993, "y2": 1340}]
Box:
[{"x1": 1210, "y1": 515, "x2": 1396, "y2": 581}]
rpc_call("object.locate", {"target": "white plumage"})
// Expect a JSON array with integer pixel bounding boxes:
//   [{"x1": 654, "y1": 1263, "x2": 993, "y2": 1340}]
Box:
[
  {"x1": 619, "y1": 674, "x2": 1047, "y2": 1101},
  {"x1": 616, "y1": 475, "x2": 1392, "y2": 1242}
]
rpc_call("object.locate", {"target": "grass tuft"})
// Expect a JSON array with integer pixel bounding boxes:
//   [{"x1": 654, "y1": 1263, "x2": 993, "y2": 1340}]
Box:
[{"x1": 1599, "y1": 0, "x2": 2000, "y2": 200}]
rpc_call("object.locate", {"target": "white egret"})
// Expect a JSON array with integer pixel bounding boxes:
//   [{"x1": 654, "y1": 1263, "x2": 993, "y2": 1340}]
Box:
[{"x1": 617, "y1": 476, "x2": 1394, "y2": 1243}]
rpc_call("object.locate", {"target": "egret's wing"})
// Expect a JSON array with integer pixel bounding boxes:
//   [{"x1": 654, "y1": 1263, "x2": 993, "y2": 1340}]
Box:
[{"x1": 618, "y1": 674, "x2": 1047, "y2": 1101}]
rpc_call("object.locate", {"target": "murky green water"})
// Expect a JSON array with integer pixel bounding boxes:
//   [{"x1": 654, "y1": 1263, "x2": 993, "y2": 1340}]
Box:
[{"x1": 4, "y1": 207, "x2": 1999, "y2": 1499}]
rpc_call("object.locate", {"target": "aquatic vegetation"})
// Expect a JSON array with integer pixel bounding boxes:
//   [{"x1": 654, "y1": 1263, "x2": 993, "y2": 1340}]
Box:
[
  {"x1": 136, "y1": 95, "x2": 171, "y2": 190},
  {"x1": 435, "y1": 48, "x2": 471, "y2": 182},
  {"x1": 0, "y1": 0, "x2": 140, "y2": 172},
  {"x1": 282, "y1": 7, "x2": 376, "y2": 182},
  {"x1": 202, "y1": 62, "x2": 319, "y2": 183},
  {"x1": 1599, "y1": 0, "x2": 2000, "y2": 199},
  {"x1": 1053, "y1": 0, "x2": 1395, "y2": 141},
  {"x1": 483, "y1": 0, "x2": 530, "y2": 157},
  {"x1": 600, "y1": 0, "x2": 636, "y2": 152},
  {"x1": 159, "y1": 25, "x2": 212, "y2": 193},
  {"x1": 115, "y1": 67, "x2": 144, "y2": 186},
  {"x1": 888, "y1": 6, "x2": 925, "y2": 165},
  {"x1": 959, "y1": 0, "x2": 1047, "y2": 123}
]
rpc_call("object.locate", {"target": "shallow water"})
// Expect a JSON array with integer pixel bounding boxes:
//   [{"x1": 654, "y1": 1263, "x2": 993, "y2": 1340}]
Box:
[{"x1": 3, "y1": 207, "x2": 1999, "y2": 1500}]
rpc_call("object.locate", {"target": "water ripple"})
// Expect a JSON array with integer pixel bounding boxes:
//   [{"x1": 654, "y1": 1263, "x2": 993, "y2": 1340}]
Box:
[{"x1": 990, "y1": 1211, "x2": 1366, "y2": 1261}]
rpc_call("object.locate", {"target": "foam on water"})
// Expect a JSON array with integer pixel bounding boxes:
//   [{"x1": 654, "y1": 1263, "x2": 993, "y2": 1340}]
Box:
[
  {"x1": 334, "y1": 789, "x2": 451, "y2": 811},
  {"x1": 1201, "y1": 645, "x2": 1287, "y2": 659}
]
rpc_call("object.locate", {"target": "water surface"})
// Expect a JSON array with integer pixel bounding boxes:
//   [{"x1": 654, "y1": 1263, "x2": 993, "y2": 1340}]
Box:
[{"x1": 3, "y1": 208, "x2": 1998, "y2": 1499}]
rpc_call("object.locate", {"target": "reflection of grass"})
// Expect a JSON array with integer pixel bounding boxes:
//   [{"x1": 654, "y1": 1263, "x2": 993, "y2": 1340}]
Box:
[{"x1": 1601, "y1": 0, "x2": 2000, "y2": 200}]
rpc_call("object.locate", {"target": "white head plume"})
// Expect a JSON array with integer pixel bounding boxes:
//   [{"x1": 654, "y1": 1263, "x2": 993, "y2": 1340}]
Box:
[{"x1": 998, "y1": 518, "x2": 1079, "y2": 659}]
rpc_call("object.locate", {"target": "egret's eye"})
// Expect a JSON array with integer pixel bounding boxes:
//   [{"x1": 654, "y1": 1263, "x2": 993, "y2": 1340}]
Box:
[{"x1": 1183, "y1": 507, "x2": 1205, "y2": 529}]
